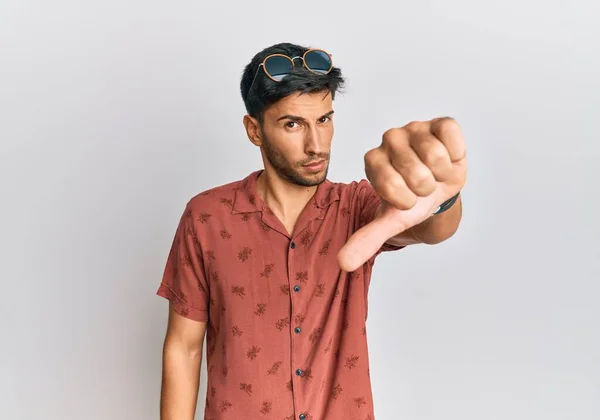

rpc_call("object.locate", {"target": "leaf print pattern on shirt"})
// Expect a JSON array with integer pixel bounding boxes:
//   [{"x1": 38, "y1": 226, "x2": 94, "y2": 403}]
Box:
[
  {"x1": 220, "y1": 228, "x2": 232, "y2": 239},
  {"x1": 302, "y1": 368, "x2": 314, "y2": 380},
  {"x1": 219, "y1": 400, "x2": 232, "y2": 412},
  {"x1": 286, "y1": 380, "x2": 293, "y2": 392},
  {"x1": 240, "y1": 383, "x2": 253, "y2": 396},
  {"x1": 238, "y1": 247, "x2": 252, "y2": 262},
  {"x1": 354, "y1": 397, "x2": 367, "y2": 409},
  {"x1": 178, "y1": 291, "x2": 188, "y2": 304},
  {"x1": 349, "y1": 270, "x2": 361, "y2": 282},
  {"x1": 260, "y1": 401, "x2": 272, "y2": 414},
  {"x1": 331, "y1": 383, "x2": 343, "y2": 400},
  {"x1": 247, "y1": 345, "x2": 261, "y2": 360},
  {"x1": 267, "y1": 361, "x2": 282, "y2": 375},
  {"x1": 180, "y1": 254, "x2": 191, "y2": 268},
  {"x1": 319, "y1": 239, "x2": 331, "y2": 256},
  {"x1": 324, "y1": 336, "x2": 333, "y2": 353},
  {"x1": 197, "y1": 212, "x2": 212, "y2": 224},
  {"x1": 210, "y1": 270, "x2": 220, "y2": 283},
  {"x1": 279, "y1": 284, "x2": 290, "y2": 295},
  {"x1": 309, "y1": 328, "x2": 322, "y2": 344},
  {"x1": 345, "y1": 355, "x2": 360, "y2": 369},
  {"x1": 259, "y1": 263, "x2": 274, "y2": 278},
  {"x1": 300, "y1": 230, "x2": 314, "y2": 247},
  {"x1": 232, "y1": 326, "x2": 243, "y2": 337},
  {"x1": 254, "y1": 303, "x2": 267, "y2": 316},
  {"x1": 294, "y1": 313, "x2": 305, "y2": 325},
  {"x1": 241, "y1": 213, "x2": 252, "y2": 222},
  {"x1": 231, "y1": 286, "x2": 246, "y2": 298},
  {"x1": 275, "y1": 317, "x2": 290, "y2": 331},
  {"x1": 220, "y1": 198, "x2": 233, "y2": 208},
  {"x1": 185, "y1": 223, "x2": 196, "y2": 240},
  {"x1": 314, "y1": 283, "x2": 326, "y2": 297},
  {"x1": 341, "y1": 207, "x2": 351, "y2": 217},
  {"x1": 296, "y1": 271, "x2": 308, "y2": 284}
]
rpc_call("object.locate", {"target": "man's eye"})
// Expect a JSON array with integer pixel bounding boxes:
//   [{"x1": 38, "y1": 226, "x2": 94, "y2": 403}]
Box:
[
  {"x1": 319, "y1": 117, "x2": 330, "y2": 123},
  {"x1": 286, "y1": 121, "x2": 299, "y2": 128}
]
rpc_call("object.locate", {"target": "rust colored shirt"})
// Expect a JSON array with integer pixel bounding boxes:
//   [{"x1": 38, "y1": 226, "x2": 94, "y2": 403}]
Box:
[{"x1": 156, "y1": 169, "x2": 403, "y2": 420}]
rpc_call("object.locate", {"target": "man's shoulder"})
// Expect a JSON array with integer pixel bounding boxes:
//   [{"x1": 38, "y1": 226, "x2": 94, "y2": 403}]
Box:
[{"x1": 184, "y1": 173, "x2": 250, "y2": 212}]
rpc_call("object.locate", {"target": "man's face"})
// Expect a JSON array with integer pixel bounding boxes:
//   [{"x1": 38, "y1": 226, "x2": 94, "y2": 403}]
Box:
[{"x1": 258, "y1": 91, "x2": 334, "y2": 187}]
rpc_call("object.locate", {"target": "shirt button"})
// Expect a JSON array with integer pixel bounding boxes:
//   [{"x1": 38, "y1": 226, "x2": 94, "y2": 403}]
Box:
[
  {"x1": 295, "y1": 369, "x2": 303, "y2": 376},
  {"x1": 293, "y1": 285, "x2": 301, "y2": 292},
  {"x1": 290, "y1": 242, "x2": 296, "y2": 249},
  {"x1": 294, "y1": 327, "x2": 301, "y2": 334},
  {"x1": 299, "y1": 414, "x2": 306, "y2": 420}
]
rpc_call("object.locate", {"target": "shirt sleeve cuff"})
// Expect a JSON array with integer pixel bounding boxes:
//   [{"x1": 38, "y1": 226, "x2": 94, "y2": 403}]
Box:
[{"x1": 156, "y1": 283, "x2": 209, "y2": 322}]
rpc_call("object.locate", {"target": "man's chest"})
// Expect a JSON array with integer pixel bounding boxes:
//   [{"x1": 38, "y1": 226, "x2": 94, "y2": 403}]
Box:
[{"x1": 196, "y1": 210, "x2": 362, "y2": 323}]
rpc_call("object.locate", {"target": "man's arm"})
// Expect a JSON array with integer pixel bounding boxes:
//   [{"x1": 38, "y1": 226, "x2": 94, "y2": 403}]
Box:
[
  {"x1": 381, "y1": 194, "x2": 463, "y2": 247},
  {"x1": 160, "y1": 305, "x2": 207, "y2": 420}
]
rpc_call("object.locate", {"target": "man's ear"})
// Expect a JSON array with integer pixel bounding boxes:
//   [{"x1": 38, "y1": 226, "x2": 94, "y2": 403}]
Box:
[{"x1": 243, "y1": 115, "x2": 262, "y2": 146}]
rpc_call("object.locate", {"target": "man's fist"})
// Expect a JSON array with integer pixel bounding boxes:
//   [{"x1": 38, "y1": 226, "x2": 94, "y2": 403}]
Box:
[{"x1": 337, "y1": 117, "x2": 467, "y2": 271}]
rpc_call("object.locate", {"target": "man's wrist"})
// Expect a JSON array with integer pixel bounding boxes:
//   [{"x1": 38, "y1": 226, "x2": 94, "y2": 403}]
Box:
[{"x1": 432, "y1": 192, "x2": 460, "y2": 215}]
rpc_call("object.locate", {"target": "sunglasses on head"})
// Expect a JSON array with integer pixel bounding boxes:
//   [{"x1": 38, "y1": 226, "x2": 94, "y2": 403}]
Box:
[{"x1": 248, "y1": 48, "x2": 333, "y2": 92}]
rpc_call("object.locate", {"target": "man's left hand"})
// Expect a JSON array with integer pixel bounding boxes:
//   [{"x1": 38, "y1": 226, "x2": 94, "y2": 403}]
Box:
[{"x1": 337, "y1": 117, "x2": 467, "y2": 271}]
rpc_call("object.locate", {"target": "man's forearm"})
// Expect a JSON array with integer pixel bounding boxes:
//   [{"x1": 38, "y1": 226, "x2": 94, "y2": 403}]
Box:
[{"x1": 160, "y1": 341, "x2": 202, "y2": 420}]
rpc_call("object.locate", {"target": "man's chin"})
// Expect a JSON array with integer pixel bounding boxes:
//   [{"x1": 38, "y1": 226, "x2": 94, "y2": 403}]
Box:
[{"x1": 292, "y1": 171, "x2": 328, "y2": 187}]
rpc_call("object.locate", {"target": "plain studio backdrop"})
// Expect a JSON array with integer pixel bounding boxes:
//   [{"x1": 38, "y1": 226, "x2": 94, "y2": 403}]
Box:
[{"x1": 1, "y1": 1, "x2": 598, "y2": 419}]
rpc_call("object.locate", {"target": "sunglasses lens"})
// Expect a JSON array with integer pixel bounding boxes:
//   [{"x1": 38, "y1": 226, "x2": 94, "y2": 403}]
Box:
[
  {"x1": 304, "y1": 50, "x2": 332, "y2": 74},
  {"x1": 264, "y1": 56, "x2": 293, "y2": 81}
]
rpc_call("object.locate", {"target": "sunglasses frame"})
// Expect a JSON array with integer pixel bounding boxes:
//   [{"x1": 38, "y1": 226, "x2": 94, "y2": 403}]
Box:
[{"x1": 248, "y1": 48, "x2": 333, "y2": 92}]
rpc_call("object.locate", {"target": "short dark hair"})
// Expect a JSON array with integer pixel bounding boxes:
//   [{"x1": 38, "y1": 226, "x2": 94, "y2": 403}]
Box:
[{"x1": 240, "y1": 42, "x2": 345, "y2": 122}]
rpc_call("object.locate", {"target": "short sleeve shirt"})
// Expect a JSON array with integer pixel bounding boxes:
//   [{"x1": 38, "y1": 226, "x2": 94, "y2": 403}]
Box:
[{"x1": 156, "y1": 169, "x2": 404, "y2": 420}]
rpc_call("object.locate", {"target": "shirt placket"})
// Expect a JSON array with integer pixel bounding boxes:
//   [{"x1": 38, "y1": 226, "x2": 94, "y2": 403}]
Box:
[
  {"x1": 259, "y1": 195, "x2": 327, "y2": 420},
  {"x1": 287, "y1": 209, "x2": 324, "y2": 420},
  {"x1": 288, "y1": 234, "x2": 310, "y2": 420}
]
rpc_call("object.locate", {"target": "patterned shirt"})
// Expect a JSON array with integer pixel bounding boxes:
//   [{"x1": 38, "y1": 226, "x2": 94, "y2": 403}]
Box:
[{"x1": 156, "y1": 169, "x2": 404, "y2": 420}]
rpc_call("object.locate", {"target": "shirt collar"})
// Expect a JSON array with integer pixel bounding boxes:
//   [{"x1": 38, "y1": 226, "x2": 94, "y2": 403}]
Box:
[{"x1": 232, "y1": 169, "x2": 340, "y2": 215}]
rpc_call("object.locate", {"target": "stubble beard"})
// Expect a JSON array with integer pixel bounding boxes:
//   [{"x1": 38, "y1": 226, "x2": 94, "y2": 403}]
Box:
[{"x1": 261, "y1": 129, "x2": 329, "y2": 187}]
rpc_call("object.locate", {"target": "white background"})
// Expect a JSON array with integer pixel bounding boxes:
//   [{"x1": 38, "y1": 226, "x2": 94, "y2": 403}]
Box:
[{"x1": 1, "y1": 0, "x2": 598, "y2": 419}]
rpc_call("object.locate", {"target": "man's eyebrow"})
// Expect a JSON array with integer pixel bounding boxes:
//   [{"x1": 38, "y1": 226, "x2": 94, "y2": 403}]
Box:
[{"x1": 277, "y1": 110, "x2": 335, "y2": 122}]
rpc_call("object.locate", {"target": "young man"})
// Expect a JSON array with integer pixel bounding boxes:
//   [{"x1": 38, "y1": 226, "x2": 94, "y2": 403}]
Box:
[{"x1": 156, "y1": 42, "x2": 467, "y2": 420}]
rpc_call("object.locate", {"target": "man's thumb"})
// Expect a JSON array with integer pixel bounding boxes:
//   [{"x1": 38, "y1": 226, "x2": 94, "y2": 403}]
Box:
[{"x1": 337, "y1": 210, "x2": 403, "y2": 272}]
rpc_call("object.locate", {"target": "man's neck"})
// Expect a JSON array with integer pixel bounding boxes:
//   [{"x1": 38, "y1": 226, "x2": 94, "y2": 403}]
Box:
[{"x1": 255, "y1": 169, "x2": 317, "y2": 224}]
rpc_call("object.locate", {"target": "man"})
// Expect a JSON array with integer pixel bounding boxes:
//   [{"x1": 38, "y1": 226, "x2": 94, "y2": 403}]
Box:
[{"x1": 156, "y1": 42, "x2": 466, "y2": 420}]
